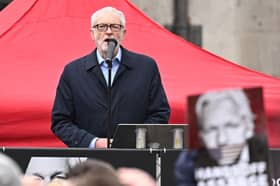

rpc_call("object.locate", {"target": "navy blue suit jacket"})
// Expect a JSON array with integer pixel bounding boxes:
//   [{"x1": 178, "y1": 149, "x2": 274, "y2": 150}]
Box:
[{"x1": 51, "y1": 47, "x2": 170, "y2": 147}]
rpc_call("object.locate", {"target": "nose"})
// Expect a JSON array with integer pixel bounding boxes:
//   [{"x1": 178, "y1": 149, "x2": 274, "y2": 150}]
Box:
[
  {"x1": 217, "y1": 128, "x2": 227, "y2": 146},
  {"x1": 105, "y1": 26, "x2": 113, "y2": 33}
]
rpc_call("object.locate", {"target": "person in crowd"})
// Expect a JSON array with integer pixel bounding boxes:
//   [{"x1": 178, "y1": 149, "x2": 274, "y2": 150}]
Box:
[
  {"x1": 117, "y1": 167, "x2": 156, "y2": 186},
  {"x1": 175, "y1": 89, "x2": 269, "y2": 186},
  {"x1": 51, "y1": 6, "x2": 170, "y2": 148},
  {"x1": 67, "y1": 159, "x2": 122, "y2": 186},
  {"x1": 22, "y1": 175, "x2": 45, "y2": 186},
  {"x1": 0, "y1": 152, "x2": 22, "y2": 186},
  {"x1": 46, "y1": 178, "x2": 70, "y2": 186}
]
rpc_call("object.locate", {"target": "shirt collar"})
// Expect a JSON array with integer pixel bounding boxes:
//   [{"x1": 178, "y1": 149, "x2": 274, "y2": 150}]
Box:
[{"x1": 96, "y1": 47, "x2": 122, "y2": 65}]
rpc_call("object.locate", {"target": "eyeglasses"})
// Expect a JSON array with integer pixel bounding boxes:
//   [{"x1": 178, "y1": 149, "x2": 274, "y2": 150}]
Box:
[{"x1": 92, "y1": 24, "x2": 124, "y2": 32}]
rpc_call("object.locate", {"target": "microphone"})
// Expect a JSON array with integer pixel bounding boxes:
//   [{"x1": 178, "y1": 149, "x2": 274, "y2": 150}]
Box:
[
  {"x1": 104, "y1": 38, "x2": 117, "y2": 148},
  {"x1": 105, "y1": 38, "x2": 118, "y2": 65}
]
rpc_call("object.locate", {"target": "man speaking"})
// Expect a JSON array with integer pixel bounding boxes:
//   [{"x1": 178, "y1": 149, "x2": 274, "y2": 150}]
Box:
[{"x1": 51, "y1": 7, "x2": 170, "y2": 148}]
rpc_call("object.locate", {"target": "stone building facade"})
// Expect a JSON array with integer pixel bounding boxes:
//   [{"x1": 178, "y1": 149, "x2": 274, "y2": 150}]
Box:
[{"x1": 132, "y1": 0, "x2": 280, "y2": 77}]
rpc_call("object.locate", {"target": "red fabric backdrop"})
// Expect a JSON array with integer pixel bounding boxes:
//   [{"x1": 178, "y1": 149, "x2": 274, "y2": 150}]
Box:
[{"x1": 0, "y1": 0, "x2": 279, "y2": 147}]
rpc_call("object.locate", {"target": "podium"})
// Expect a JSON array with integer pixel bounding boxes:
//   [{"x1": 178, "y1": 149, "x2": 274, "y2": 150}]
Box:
[{"x1": 1, "y1": 148, "x2": 157, "y2": 177}]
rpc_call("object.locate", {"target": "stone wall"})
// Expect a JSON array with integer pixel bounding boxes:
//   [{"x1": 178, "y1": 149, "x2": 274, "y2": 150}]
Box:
[{"x1": 131, "y1": 0, "x2": 280, "y2": 77}]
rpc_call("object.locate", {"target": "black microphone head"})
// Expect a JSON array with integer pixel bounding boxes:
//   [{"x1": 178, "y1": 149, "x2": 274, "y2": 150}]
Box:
[{"x1": 104, "y1": 38, "x2": 118, "y2": 64}]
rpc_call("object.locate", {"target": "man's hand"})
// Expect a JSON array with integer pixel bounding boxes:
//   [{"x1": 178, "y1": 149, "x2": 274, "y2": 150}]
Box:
[{"x1": 95, "y1": 138, "x2": 112, "y2": 148}]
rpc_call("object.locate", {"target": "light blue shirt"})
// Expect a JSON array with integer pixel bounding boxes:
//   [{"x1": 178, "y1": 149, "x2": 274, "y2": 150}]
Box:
[
  {"x1": 89, "y1": 48, "x2": 122, "y2": 148},
  {"x1": 97, "y1": 48, "x2": 122, "y2": 86}
]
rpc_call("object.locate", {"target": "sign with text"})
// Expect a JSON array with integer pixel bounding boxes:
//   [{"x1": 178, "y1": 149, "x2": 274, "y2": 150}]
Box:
[{"x1": 188, "y1": 87, "x2": 271, "y2": 186}]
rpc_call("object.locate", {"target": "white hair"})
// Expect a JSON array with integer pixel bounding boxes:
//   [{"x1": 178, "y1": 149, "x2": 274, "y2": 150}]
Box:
[
  {"x1": 0, "y1": 153, "x2": 22, "y2": 186},
  {"x1": 195, "y1": 89, "x2": 255, "y2": 139},
  {"x1": 90, "y1": 6, "x2": 126, "y2": 27}
]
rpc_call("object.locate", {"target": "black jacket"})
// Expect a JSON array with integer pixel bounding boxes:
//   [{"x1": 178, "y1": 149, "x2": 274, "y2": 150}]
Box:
[{"x1": 51, "y1": 47, "x2": 170, "y2": 147}]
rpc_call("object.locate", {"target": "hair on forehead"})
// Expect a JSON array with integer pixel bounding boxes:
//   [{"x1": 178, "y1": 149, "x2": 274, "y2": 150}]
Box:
[
  {"x1": 91, "y1": 6, "x2": 126, "y2": 27},
  {"x1": 195, "y1": 89, "x2": 255, "y2": 136},
  {"x1": 196, "y1": 89, "x2": 252, "y2": 117}
]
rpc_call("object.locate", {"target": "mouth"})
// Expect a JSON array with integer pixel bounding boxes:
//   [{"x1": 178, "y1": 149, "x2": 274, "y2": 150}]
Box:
[
  {"x1": 104, "y1": 38, "x2": 118, "y2": 46},
  {"x1": 104, "y1": 37, "x2": 117, "y2": 41},
  {"x1": 104, "y1": 37, "x2": 111, "y2": 41}
]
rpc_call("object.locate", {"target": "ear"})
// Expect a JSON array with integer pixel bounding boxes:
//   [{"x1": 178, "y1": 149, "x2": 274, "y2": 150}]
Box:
[
  {"x1": 90, "y1": 30, "x2": 96, "y2": 41},
  {"x1": 198, "y1": 132, "x2": 207, "y2": 146},
  {"x1": 120, "y1": 29, "x2": 127, "y2": 41},
  {"x1": 245, "y1": 120, "x2": 254, "y2": 139}
]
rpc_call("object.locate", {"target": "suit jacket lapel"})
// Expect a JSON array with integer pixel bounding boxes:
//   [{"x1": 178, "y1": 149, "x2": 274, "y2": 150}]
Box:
[
  {"x1": 85, "y1": 50, "x2": 107, "y2": 89},
  {"x1": 84, "y1": 51, "x2": 108, "y2": 108},
  {"x1": 113, "y1": 47, "x2": 133, "y2": 86}
]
